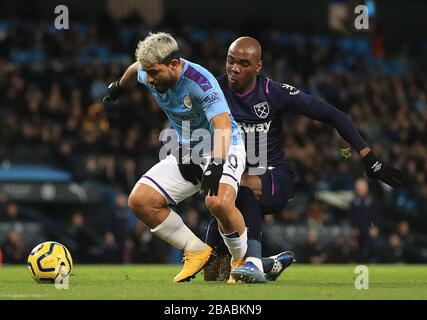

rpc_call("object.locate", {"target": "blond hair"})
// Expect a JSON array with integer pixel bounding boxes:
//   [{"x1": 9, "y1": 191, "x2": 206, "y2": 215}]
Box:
[{"x1": 135, "y1": 32, "x2": 180, "y2": 68}]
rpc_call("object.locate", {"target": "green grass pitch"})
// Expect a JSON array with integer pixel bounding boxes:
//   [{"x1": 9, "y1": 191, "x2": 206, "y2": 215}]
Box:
[{"x1": 1, "y1": 264, "x2": 426, "y2": 300}]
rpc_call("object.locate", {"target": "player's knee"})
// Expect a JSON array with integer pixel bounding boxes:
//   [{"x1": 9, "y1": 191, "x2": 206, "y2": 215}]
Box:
[
  {"x1": 128, "y1": 193, "x2": 145, "y2": 215},
  {"x1": 128, "y1": 188, "x2": 156, "y2": 217},
  {"x1": 205, "y1": 196, "x2": 235, "y2": 219},
  {"x1": 205, "y1": 196, "x2": 221, "y2": 214}
]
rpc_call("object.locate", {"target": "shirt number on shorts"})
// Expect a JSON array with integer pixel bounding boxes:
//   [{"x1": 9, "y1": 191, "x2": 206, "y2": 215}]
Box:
[{"x1": 227, "y1": 154, "x2": 238, "y2": 170}]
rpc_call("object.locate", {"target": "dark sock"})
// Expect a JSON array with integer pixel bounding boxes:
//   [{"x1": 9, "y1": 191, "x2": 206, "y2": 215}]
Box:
[
  {"x1": 236, "y1": 186, "x2": 263, "y2": 243},
  {"x1": 247, "y1": 239, "x2": 262, "y2": 259},
  {"x1": 262, "y1": 258, "x2": 275, "y2": 273}
]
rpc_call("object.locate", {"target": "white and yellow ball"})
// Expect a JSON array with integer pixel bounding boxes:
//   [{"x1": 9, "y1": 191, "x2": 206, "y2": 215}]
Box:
[{"x1": 27, "y1": 241, "x2": 73, "y2": 283}]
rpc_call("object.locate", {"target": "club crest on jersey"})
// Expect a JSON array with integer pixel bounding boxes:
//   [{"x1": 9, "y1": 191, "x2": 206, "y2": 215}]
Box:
[
  {"x1": 253, "y1": 102, "x2": 270, "y2": 119},
  {"x1": 183, "y1": 95, "x2": 192, "y2": 109}
]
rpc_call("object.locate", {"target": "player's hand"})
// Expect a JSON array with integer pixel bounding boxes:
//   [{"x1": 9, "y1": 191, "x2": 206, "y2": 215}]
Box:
[
  {"x1": 362, "y1": 151, "x2": 404, "y2": 188},
  {"x1": 103, "y1": 81, "x2": 124, "y2": 102},
  {"x1": 174, "y1": 145, "x2": 203, "y2": 185},
  {"x1": 179, "y1": 163, "x2": 203, "y2": 185},
  {"x1": 200, "y1": 159, "x2": 224, "y2": 196}
]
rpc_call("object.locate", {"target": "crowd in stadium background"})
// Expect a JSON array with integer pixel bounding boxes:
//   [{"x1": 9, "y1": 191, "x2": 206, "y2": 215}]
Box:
[{"x1": 1, "y1": 7, "x2": 427, "y2": 266}]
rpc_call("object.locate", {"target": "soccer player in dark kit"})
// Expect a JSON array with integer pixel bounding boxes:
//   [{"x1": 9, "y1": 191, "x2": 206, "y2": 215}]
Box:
[{"x1": 205, "y1": 37, "x2": 405, "y2": 283}]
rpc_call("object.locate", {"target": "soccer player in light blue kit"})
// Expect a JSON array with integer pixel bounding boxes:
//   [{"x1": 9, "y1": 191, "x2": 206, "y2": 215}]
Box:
[{"x1": 103, "y1": 32, "x2": 248, "y2": 283}]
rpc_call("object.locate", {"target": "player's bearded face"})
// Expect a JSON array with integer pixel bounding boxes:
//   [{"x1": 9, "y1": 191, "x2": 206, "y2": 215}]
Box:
[{"x1": 145, "y1": 62, "x2": 176, "y2": 93}]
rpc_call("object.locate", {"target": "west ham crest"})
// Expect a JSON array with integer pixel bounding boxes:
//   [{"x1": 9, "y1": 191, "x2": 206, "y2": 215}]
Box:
[{"x1": 253, "y1": 102, "x2": 270, "y2": 119}]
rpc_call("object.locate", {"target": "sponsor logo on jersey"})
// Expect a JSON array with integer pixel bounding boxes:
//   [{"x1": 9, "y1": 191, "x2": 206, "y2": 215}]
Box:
[
  {"x1": 183, "y1": 95, "x2": 192, "y2": 109},
  {"x1": 253, "y1": 102, "x2": 270, "y2": 119},
  {"x1": 238, "y1": 121, "x2": 272, "y2": 133},
  {"x1": 281, "y1": 83, "x2": 300, "y2": 95},
  {"x1": 201, "y1": 91, "x2": 222, "y2": 106}
]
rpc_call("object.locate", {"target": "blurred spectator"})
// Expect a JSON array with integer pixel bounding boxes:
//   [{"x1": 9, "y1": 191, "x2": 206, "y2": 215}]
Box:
[
  {"x1": 118, "y1": 159, "x2": 138, "y2": 193},
  {"x1": 278, "y1": 208, "x2": 300, "y2": 225},
  {"x1": 69, "y1": 211, "x2": 96, "y2": 263},
  {"x1": 298, "y1": 229, "x2": 328, "y2": 264},
  {"x1": 349, "y1": 178, "x2": 380, "y2": 262},
  {"x1": 0, "y1": 203, "x2": 20, "y2": 222},
  {"x1": 306, "y1": 201, "x2": 330, "y2": 227},
  {"x1": 105, "y1": 194, "x2": 132, "y2": 263},
  {"x1": 327, "y1": 234, "x2": 352, "y2": 263},
  {"x1": 397, "y1": 220, "x2": 422, "y2": 262},
  {"x1": 398, "y1": 221, "x2": 415, "y2": 249},
  {"x1": 129, "y1": 221, "x2": 149, "y2": 262},
  {"x1": 103, "y1": 231, "x2": 120, "y2": 263},
  {"x1": 182, "y1": 208, "x2": 205, "y2": 240},
  {"x1": 0, "y1": 193, "x2": 9, "y2": 214},
  {"x1": 382, "y1": 234, "x2": 404, "y2": 263},
  {"x1": 1, "y1": 230, "x2": 25, "y2": 264},
  {"x1": 365, "y1": 225, "x2": 385, "y2": 263}
]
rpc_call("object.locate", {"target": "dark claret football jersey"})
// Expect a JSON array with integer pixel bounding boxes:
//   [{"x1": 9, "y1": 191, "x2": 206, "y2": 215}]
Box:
[
  {"x1": 217, "y1": 74, "x2": 304, "y2": 169},
  {"x1": 217, "y1": 74, "x2": 367, "y2": 170}
]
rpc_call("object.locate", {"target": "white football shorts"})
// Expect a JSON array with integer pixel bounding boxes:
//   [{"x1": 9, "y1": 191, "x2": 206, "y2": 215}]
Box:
[{"x1": 137, "y1": 144, "x2": 246, "y2": 205}]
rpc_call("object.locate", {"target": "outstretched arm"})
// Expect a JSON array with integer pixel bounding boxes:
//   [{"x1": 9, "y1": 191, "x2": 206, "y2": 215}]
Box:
[
  {"x1": 277, "y1": 82, "x2": 405, "y2": 188},
  {"x1": 297, "y1": 97, "x2": 404, "y2": 188},
  {"x1": 294, "y1": 97, "x2": 404, "y2": 187},
  {"x1": 118, "y1": 62, "x2": 139, "y2": 88},
  {"x1": 290, "y1": 96, "x2": 368, "y2": 154},
  {"x1": 103, "y1": 62, "x2": 139, "y2": 102}
]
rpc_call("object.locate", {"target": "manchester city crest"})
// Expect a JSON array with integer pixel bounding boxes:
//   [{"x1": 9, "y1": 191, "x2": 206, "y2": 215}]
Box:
[
  {"x1": 183, "y1": 95, "x2": 192, "y2": 109},
  {"x1": 253, "y1": 101, "x2": 270, "y2": 119}
]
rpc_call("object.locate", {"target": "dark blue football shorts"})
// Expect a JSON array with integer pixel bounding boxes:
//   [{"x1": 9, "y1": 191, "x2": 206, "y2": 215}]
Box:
[{"x1": 257, "y1": 161, "x2": 295, "y2": 214}]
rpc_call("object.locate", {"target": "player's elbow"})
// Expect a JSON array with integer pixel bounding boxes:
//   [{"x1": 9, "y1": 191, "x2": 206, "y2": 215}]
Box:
[{"x1": 211, "y1": 112, "x2": 232, "y2": 130}]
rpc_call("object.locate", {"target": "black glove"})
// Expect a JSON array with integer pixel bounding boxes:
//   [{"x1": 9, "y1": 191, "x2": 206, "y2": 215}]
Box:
[
  {"x1": 200, "y1": 158, "x2": 224, "y2": 196},
  {"x1": 171, "y1": 144, "x2": 203, "y2": 185},
  {"x1": 362, "y1": 151, "x2": 404, "y2": 188},
  {"x1": 179, "y1": 162, "x2": 203, "y2": 185},
  {"x1": 103, "y1": 80, "x2": 124, "y2": 102}
]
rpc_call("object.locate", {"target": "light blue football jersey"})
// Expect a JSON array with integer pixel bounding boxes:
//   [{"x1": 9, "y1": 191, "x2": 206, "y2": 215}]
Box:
[{"x1": 137, "y1": 58, "x2": 243, "y2": 150}]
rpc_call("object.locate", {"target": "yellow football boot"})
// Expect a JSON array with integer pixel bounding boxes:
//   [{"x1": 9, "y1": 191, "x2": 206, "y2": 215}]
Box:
[
  {"x1": 226, "y1": 259, "x2": 244, "y2": 284},
  {"x1": 173, "y1": 244, "x2": 213, "y2": 283}
]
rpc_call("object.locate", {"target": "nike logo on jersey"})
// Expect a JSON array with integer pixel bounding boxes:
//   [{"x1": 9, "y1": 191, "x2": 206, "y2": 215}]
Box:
[{"x1": 238, "y1": 121, "x2": 272, "y2": 133}]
